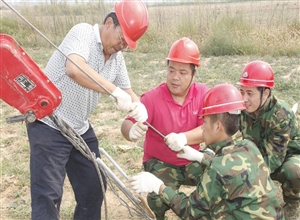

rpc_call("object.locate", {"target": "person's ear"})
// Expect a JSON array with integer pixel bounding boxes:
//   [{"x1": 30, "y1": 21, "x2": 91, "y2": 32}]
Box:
[
  {"x1": 213, "y1": 120, "x2": 222, "y2": 134},
  {"x1": 192, "y1": 71, "x2": 196, "y2": 79},
  {"x1": 263, "y1": 88, "x2": 270, "y2": 102},
  {"x1": 105, "y1": 17, "x2": 113, "y2": 28}
]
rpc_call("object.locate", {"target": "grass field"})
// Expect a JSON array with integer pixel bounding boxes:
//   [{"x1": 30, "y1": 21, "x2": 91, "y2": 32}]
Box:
[
  {"x1": 1, "y1": 50, "x2": 299, "y2": 219},
  {"x1": 1, "y1": 1, "x2": 300, "y2": 219}
]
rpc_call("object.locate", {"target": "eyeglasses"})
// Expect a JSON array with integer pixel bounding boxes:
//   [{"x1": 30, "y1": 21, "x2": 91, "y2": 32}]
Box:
[{"x1": 116, "y1": 28, "x2": 128, "y2": 49}]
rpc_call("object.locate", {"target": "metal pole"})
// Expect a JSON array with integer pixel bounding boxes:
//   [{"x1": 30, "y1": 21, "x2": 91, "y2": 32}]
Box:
[{"x1": 1, "y1": 0, "x2": 115, "y2": 99}]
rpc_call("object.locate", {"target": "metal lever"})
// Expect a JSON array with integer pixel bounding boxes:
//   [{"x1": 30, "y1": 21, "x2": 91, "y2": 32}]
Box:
[
  {"x1": 6, "y1": 111, "x2": 36, "y2": 123},
  {"x1": 144, "y1": 121, "x2": 166, "y2": 140},
  {"x1": 144, "y1": 121, "x2": 185, "y2": 153}
]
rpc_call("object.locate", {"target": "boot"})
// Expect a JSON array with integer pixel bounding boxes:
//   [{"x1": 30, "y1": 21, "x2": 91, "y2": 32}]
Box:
[{"x1": 283, "y1": 200, "x2": 300, "y2": 220}]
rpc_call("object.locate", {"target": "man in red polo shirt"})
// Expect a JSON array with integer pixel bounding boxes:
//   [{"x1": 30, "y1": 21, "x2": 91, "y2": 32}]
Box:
[{"x1": 121, "y1": 37, "x2": 209, "y2": 220}]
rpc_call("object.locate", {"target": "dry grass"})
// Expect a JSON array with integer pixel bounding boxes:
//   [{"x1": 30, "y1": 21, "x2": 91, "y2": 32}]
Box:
[
  {"x1": 1, "y1": 1, "x2": 300, "y2": 219},
  {"x1": 1, "y1": 54, "x2": 298, "y2": 219}
]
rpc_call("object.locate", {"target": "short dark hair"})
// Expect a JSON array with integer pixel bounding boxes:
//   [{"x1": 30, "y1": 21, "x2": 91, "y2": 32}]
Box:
[
  {"x1": 166, "y1": 60, "x2": 196, "y2": 75},
  {"x1": 103, "y1": 12, "x2": 120, "y2": 27},
  {"x1": 258, "y1": 86, "x2": 272, "y2": 97},
  {"x1": 209, "y1": 113, "x2": 240, "y2": 136}
]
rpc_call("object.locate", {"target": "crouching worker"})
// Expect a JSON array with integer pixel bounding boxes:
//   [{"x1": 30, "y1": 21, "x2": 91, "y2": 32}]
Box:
[
  {"x1": 129, "y1": 84, "x2": 284, "y2": 219},
  {"x1": 237, "y1": 60, "x2": 300, "y2": 220}
]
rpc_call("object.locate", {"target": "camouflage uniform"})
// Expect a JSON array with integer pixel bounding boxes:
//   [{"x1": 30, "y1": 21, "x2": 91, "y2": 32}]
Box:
[
  {"x1": 143, "y1": 158, "x2": 205, "y2": 220},
  {"x1": 159, "y1": 132, "x2": 284, "y2": 219},
  {"x1": 240, "y1": 95, "x2": 300, "y2": 204}
]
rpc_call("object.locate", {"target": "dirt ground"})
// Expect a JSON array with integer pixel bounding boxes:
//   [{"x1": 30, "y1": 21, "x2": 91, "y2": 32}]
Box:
[
  {"x1": 0, "y1": 153, "x2": 284, "y2": 220},
  {"x1": 0, "y1": 105, "x2": 184, "y2": 220},
  {"x1": 0, "y1": 117, "x2": 284, "y2": 220}
]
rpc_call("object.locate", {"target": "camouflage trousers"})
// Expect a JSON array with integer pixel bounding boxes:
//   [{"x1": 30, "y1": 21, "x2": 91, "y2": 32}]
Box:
[
  {"x1": 271, "y1": 155, "x2": 300, "y2": 204},
  {"x1": 143, "y1": 158, "x2": 204, "y2": 220}
]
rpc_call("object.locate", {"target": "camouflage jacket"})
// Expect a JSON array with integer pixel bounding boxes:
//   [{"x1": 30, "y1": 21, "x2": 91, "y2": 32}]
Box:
[
  {"x1": 160, "y1": 132, "x2": 283, "y2": 219},
  {"x1": 240, "y1": 95, "x2": 300, "y2": 173}
]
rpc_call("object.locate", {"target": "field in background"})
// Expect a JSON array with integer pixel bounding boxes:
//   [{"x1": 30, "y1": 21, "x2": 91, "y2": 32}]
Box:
[
  {"x1": 1, "y1": 1, "x2": 300, "y2": 219},
  {"x1": 1, "y1": 0, "x2": 300, "y2": 56}
]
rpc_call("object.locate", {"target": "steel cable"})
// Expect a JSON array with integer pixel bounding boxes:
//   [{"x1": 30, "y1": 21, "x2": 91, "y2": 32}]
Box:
[{"x1": 1, "y1": 1, "x2": 163, "y2": 218}]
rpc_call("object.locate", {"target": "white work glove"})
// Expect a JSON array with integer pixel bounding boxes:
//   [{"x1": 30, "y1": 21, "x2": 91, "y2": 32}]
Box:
[
  {"x1": 177, "y1": 145, "x2": 204, "y2": 163},
  {"x1": 165, "y1": 132, "x2": 187, "y2": 152},
  {"x1": 129, "y1": 122, "x2": 148, "y2": 142},
  {"x1": 129, "y1": 102, "x2": 148, "y2": 122},
  {"x1": 110, "y1": 87, "x2": 132, "y2": 112},
  {"x1": 129, "y1": 172, "x2": 163, "y2": 194},
  {"x1": 292, "y1": 103, "x2": 298, "y2": 114}
]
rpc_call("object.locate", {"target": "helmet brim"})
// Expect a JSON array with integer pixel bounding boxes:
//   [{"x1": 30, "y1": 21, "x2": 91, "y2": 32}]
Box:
[
  {"x1": 123, "y1": 32, "x2": 137, "y2": 50},
  {"x1": 236, "y1": 81, "x2": 274, "y2": 88},
  {"x1": 166, "y1": 57, "x2": 200, "y2": 67}
]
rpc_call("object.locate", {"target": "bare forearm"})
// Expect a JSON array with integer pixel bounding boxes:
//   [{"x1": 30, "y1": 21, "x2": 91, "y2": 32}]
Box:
[
  {"x1": 66, "y1": 54, "x2": 116, "y2": 94},
  {"x1": 121, "y1": 120, "x2": 135, "y2": 141},
  {"x1": 185, "y1": 126, "x2": 204, "y2": 145}
]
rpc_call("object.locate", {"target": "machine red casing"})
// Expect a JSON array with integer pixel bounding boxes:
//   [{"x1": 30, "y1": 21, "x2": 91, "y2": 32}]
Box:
[{"x1": 0, "y1": 34, "x2": 62, "y2": 121}]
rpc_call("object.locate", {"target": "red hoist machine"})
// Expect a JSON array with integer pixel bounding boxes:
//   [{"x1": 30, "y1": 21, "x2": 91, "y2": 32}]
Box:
[
  {"x1": 0, "y1": 33, "x2": 155, "y2": 219},
  {"x1": 0, "y1": 34, "x2": 62, "y2": 123}
]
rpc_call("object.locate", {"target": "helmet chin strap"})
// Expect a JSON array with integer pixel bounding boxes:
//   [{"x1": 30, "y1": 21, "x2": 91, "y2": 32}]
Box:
[
  {"x1": 183, "y1": 71, "x2": 195, "y2": 95},
  {"x1": 259, "y1": 87, "x2": 265, "y2": 108},
  {"x1": 256, "y1": 87, "x2": 271, "y2": 112}
]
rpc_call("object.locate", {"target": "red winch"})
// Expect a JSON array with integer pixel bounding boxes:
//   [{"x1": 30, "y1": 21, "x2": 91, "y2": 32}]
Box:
[{"x1": 0, "y1": 34, "x2": 62, "y2": 123}]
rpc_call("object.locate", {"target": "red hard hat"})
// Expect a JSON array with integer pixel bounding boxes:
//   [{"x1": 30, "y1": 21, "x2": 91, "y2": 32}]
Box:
[
  {"x1": 236, "y1": 60, "x2": 274, "y2": 88},
  {"x1": 202, "y1": 84, "x2": 245, "y2": 116},
  {"x1": 166, "y1": 37, "x2": 200, "y2": 67},
  {"x1": 114, "y1": 0, "x2": 149, "y2": 50}
]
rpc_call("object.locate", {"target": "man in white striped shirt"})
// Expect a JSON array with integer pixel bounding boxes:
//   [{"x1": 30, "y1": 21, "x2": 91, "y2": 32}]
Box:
[{"x1": 26, "y1": 1, "x2": 149, "y2": 219}]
